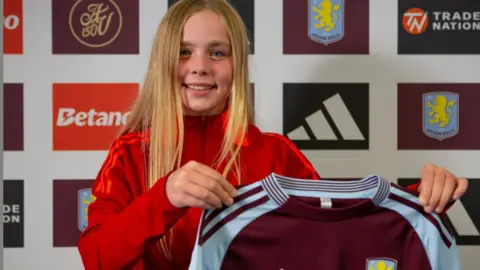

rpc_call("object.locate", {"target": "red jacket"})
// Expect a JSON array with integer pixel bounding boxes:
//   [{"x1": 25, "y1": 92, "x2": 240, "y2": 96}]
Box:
[{"x1": 78, "y1": 110, "x2": 420, "y2": 270}]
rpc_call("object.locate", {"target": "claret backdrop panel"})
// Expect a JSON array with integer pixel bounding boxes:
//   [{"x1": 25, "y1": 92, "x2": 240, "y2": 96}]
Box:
[{"x1": 3, "y1": 0, "x2": 480, "y2": 269}]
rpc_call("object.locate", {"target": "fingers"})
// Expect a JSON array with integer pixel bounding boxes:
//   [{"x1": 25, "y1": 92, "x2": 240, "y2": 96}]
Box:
[
  {"x1": 194, "y1": 163, "x2": 237, "y2": 197},
  {"x1": 425, "y1": 168, "x2": 446, "y2": 213},
  {"x1": 182, "y1": 181, "x2": 222, "y2": 209},
  {"x1": 435, "y1": 173, "x2": 456, "y2": 213},
  {"x1": 190, "y1": 167, "x2": 234, "y2": 207},
  {"x1": 418, "y1": 164, "x2": 468, "y2": 214},
  {"x1": 419, "y1": 165, "x2": 435, "y2": 206},
  {"x1": 173, "y1": 161, "x2": 238, "y2": 209},
  {"x1": 453, "y1": 178, "x2": 468, "y2": 200}
]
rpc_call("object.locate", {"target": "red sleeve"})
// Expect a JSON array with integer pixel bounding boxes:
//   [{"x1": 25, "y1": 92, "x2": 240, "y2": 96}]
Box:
[
  {"x1": 270, "y1": 134, "x2": 321, "y2": 180},
  {"x1": 405, "y1": 181, "x2": 421, "y2": 192},
  {"x1": 77, "y1": 139, "x2": 188, "y2": 269}
]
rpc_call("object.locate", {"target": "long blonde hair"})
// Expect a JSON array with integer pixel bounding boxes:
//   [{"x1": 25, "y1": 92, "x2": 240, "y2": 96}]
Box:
[{"x1": 119, "y1": 0, "x2": 254, "y2": 260}]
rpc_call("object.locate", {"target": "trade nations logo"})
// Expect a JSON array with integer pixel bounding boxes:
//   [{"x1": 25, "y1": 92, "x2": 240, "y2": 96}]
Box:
[
  {"x1": 283, "y1": 83, "x2": 369, "y2": 150},
  {"x1": 402, "y1": 7, "x2": 428, "y2": 35},
  {"x1": 397, "y1": 83, "x2": 480, "y2": 150},
  {"x1": 168, "y1": 0, "x2": 255, "y2": 54},
  {"x1": 398, "y1": 1, "x2": 480, "y2": 54},
  {"x1": 3, "y1": 180, "x2": 24, "y2": 248},
  {"x1": 398, "y1": 179, "x2": 480, "y2": 246},
  {"x1": 53, "y1": 179, "x2": 95, "y2": 247},
  {"x1": 52, "y1": 83, "x2": 139, "y2": 150},
  {"x1": 307, "y1": 0, "x2": 344, "y2": 45},
  {"x1": 422, "y1": 92, "x2": 459, "y2": 141},
  {"x1": 283, "y1": 0, "x2": 369, "y2": 54},
  {"x1": 3, "y1": 0, "x2": 23, "y2": 54},
  {"x1": 52, "y1": 0, "x2": 139, "y2": 54},
  {"x1": 401, "y1": 6, "x2": 480, "y2": 35},
  {"x1": 4, "y1": 83, "x2": 24, "y2": 151}
]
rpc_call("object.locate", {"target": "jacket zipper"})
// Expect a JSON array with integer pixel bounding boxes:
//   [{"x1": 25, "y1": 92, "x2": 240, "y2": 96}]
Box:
[{"x1": 200, "y1": 116, "x2": 206, "y2": 163}]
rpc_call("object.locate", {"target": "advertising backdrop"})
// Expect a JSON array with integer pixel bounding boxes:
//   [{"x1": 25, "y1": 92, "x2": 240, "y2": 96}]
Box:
[{"x1": 3, "y1": 0, "x2": 480, "y2": 269}]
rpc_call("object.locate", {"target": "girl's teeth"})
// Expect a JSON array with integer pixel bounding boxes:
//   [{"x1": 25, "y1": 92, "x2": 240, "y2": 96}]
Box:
[{"x1": 188, "y1": 85, "x2": 214, "y2": 90}]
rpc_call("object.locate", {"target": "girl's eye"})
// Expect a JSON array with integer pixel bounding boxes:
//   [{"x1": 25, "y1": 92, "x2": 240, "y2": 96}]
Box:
[
  {"x1": 211, "y1": 51, "x2": 225, "y2": 57},
  {"x1": 180, "y1": 49, "x2": 190, "y2": 57}
]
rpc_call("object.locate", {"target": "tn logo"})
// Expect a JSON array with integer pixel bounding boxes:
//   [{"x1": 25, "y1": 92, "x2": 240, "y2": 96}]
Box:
[{"x1": 402, "y1": 7, "x2": 429, "y2": 34}]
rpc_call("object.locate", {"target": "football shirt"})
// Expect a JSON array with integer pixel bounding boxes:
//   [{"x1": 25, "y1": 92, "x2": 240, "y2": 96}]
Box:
[{"x1": 188, "y1": 173, "x2": 461, "y2": 270}]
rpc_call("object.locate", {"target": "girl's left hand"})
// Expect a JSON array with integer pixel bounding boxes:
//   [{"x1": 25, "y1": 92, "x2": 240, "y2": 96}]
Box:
[{"x1": 418, "y1": 163, "x2": 468, "y2": 214}]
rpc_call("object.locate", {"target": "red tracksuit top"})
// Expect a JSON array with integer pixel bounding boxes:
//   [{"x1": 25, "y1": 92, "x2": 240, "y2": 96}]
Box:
[{"x1": 77, "y1": 109, "x2": 420, "y2": 270}]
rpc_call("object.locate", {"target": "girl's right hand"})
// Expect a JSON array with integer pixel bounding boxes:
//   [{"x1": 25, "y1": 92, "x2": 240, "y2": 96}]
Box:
[{"x1": 165, "y1": 160, "x2": 237, "y2": 209}]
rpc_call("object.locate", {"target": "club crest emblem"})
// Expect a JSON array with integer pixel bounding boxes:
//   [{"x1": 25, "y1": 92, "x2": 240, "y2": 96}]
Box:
[
  {"x1": 78, "y1": 188, "x2": 96, "y2": 232},
  {"x1": 422, "y1": 91, "x2": 459, "y2": 141},
  {"x1": 366, "y1": 258, "x2": 397, "y2": 270},
  {"x1": 308, "y1": 0, "x2": 345, "y2": 45}
]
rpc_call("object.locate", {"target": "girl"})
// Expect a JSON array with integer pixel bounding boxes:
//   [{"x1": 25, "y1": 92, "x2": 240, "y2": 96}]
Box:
[{"x1": 77, "y1": 0, "x2": 468, "y2": 269}]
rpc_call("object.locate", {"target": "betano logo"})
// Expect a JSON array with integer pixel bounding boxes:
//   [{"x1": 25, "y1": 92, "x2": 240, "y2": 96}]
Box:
[
  {"x1": 3, "y1": 0, "x2": 23, "y2": 54},
  {"x1": 52, "y1": 83, "x2": 139, "y2": 150},
  {"x1": 56, "y1": 108, "x2": 129, "y2": 127}
]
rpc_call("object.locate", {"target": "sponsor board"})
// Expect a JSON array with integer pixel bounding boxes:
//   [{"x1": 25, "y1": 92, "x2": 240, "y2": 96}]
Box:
[
  {"x1": 397, "y1": 83, "x2": 480, "y2": 149},
  {"x1": 52, "y1": 83, "x2": 139, "y2": 150},
  {"x1": 283, "y1": 83, "x2": 369, "y2": 150},
  {"x1": 283, "y1": 0, "x2": 369, "y2": 54},
  {"x1": 398, "y1": 0, "x2": 480, "y2": 54},
  {"x1": 4, "y1": 83, "x2": 24, "y2": 151},
  {"x1": 3, "y1": 0, "x2": 23, "y2": 54},
  {"x1": 53, "y1": 179, "x2": 95, "y2": 247},
  {"x1": 4, "y1": 180, "x2": 24, "y2": 248},
  {"x1": 52, "y1": 0, "x2": 139, "y2": 54}
]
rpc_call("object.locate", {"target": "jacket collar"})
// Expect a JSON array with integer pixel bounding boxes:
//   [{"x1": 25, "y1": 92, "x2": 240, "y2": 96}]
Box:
[
  {"x1": 183, "y1": 108, "x2": 250, "y2": 147},
  {"x1": 183, "y1": 107, "x2": 229, "y2": 129}
]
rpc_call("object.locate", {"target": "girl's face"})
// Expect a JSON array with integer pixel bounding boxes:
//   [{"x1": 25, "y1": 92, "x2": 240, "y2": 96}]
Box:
[{"x1": 178, "y1": 10, "x2": 233, "y2": 116}]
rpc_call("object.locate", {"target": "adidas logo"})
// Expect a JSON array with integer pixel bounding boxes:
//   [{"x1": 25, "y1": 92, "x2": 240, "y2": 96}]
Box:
[
  {"x1": 287, "y1": 93, "x2": 365, "y2": 141},
  {"x1": 283, "y1": 84, "x2": 369, "y2": 150}
]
